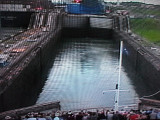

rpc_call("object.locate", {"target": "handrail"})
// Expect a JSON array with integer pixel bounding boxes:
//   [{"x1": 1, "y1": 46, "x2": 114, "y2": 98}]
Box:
[{"x1": 139, "y1": 98, "x2": 160, "y2": 109}]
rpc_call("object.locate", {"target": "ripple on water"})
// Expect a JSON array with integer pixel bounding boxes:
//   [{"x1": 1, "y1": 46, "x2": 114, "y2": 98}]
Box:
[{"x1": 36, "y1": 38, "x2": 139, "y2": 111}]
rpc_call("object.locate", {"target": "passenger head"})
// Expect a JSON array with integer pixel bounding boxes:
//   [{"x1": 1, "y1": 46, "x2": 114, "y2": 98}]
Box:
[{"x1": 5, "y1": 116, "x2": 12, "y2": 120}]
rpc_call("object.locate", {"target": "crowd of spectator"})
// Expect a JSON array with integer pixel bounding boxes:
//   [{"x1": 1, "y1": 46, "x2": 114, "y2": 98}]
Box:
[{"x1": 3, "y1": 109, "x2": 160, "y2": 120}]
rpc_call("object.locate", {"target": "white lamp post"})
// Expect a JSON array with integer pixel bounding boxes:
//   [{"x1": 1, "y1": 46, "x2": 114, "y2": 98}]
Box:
[{"x1": 103, "y1": 41, "x2": 129, "y2": 111}]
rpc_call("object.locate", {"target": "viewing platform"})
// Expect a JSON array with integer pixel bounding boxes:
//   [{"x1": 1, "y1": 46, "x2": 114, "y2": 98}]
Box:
[{"x1": 0, "y1": 98, "x2": 160, "y2": 120}]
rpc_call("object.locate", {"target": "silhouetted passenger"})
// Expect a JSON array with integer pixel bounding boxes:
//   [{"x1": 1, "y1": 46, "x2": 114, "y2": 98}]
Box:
[
  {"x1": 157, "y1": 111, "x2": 160, "y2": 119},
  {"x1": 76, "y1": 112, "x2": 83, "y2": 120},
  {"x1": 67, "y1": 111, "x2": 74, "y2": 120},
  {"x1": 107, "y1": 112, "x2": 113, "y2": 120},
  {"x1": 112, "y1": 111, "x2": 119, "y2": 120},
  {"x1": 149, "y1": 110, "x2": 157, "y2": 120}
]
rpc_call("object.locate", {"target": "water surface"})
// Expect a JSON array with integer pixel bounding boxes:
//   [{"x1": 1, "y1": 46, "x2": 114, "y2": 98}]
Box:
[{"x1": 37, "y1": 38, "x2": 139, "y2": 111}]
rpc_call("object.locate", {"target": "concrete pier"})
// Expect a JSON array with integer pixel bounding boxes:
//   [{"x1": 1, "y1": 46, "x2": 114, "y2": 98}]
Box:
[{"x1": 0, "y1": 101, "x2": 60, "y2": 119}]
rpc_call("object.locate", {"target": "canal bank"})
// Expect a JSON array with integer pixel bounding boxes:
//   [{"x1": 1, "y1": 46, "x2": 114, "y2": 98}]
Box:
[
  {"x1": 0, "y1": 28, "x2": 63, "y2": 112},
  {"x1": 113, "y1": 30, "x2": 160, "y2": 100}
]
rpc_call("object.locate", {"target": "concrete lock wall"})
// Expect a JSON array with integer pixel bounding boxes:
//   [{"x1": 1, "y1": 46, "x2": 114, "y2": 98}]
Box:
[
  {"x1": 0, "y1": 27, "x2": 62, "y2": 112},
  {"x1": 63, "y1": 15, "x2": 113, "y2": 29},
  {"x1": 90, "y1": 17, "x2": 113, "y2": 29},
  {"x1": 62, "y1": 15, "x2": 89, "y2": 37},
  {"x1": 113, "y1": 31, "x2": 160, "y2": 99},
  {"x1": 89, "y1": 17, "x2": 113, "y2": 39},
  {"x1": 136, "y1": 50, "x2": 160, "y2": 92},
  {"x1": 63, "y1": 15, "x2": 89, "y2": 28},
  {"x1": 62, "y1": 15, "x2": 113, "y2": 39},
  {"x1": 89, "y1": 17, "x2": 113, "y2": 38}
]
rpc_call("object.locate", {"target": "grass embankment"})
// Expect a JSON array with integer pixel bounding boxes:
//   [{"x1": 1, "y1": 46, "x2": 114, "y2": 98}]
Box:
[
  {"x1": 130, "y1": 18, "x2": 160, "y2": 45},
  {"x1": 130, "y1": 8, "x2": 160, "y2": 16}
]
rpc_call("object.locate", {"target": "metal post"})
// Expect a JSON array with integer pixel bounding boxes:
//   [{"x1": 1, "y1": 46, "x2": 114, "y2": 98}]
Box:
[
  {"x1": 115, "y1": 41, "x2": 123, "y2": 111},
  {"x1": 119, "y1": 16, "x2": 123, "y2": 31},
  {"x1": 126, "y1": 16, "x2": 131, "y2": 33}
]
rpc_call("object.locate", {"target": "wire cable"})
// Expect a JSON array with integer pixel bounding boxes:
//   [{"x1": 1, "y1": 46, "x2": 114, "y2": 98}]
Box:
[{"x1": 141, "y1": 90, "x2": 160, "y2": 98}]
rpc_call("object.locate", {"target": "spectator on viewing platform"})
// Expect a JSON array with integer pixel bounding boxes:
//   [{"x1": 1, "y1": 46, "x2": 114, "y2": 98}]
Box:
[
  {"x1": 106, "y1": 111, "x2": 114, "y2": 120},
  {"x1": 82, "y1": 113, "x2": 89, "y2": 120},
  {"x1": 67, "y1": 111, "x2": 74, "y2": 120},
  {"x1": 140, "y1": 113, "x2": 148, "y2": 120},
  {"x1": 128, "y1": 111, "x2": 140, "y2": 120},
  {"x1": 76, "y1": 112, "x2": 83, "y2": 120},
  {"x1": 45, "y1": 113, "x2": 52, "y2": 120},
  {"x1": 118, "y1": 112, "x2": 125, "y2": 120},
  {"x1": 149, "y1": 110, "x2": 157, "y2": 120},
  {"x1": 89, "y1": 112, "x2": 97, "y2": 120},
  {"x1": 157, "y1": 110, "x2": 160, "y2": 119},
  {"x1": 4, "y1": 116, "x2": 12, "y2": 120},
  {"x1": 25, "y1": 114, "x2": 37, "y2": 120},
  {"x1": 54, "y1": 112, "x2": 60, "y2": 120},
  {"x1": 112, "y1": 111, "x2": 119, "y2": 120},
  {"x1": 61, "y1": 112, "x2": 68, "y2": 120},
  {"x1": 3, "y1": 108, "x2": 160, "y2": 120},
  {"x1": 97, "y1": 111, "x2": 106, "y2": 120},
  {"x1": 37, "y1": 113, "x2": 46, "y2": 120}
]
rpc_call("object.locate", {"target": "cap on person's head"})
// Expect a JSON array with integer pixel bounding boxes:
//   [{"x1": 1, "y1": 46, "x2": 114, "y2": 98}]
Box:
[
  {"x1": 130, "y1": 111, "x2": 134, "y2": 114},
  {"x1": 55, "y1": 112, "x2": 60, "y2": 117},
  {"x1": 5, "y1": 116, "x2": 12, "y2": 120},
  {"x1": 68, "y1": 111, "x2": 72, "y2": 114}
]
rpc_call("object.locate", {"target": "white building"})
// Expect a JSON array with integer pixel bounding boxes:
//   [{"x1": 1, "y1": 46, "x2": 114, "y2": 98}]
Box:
[{"x1": 0, "y1": 4, "x2": 31, "y2": 11}]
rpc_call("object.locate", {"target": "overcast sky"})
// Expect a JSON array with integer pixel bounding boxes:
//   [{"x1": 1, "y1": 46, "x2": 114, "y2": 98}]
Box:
[{"x1": 52, "y1": 0, "x2": 160, "y2": 5}]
